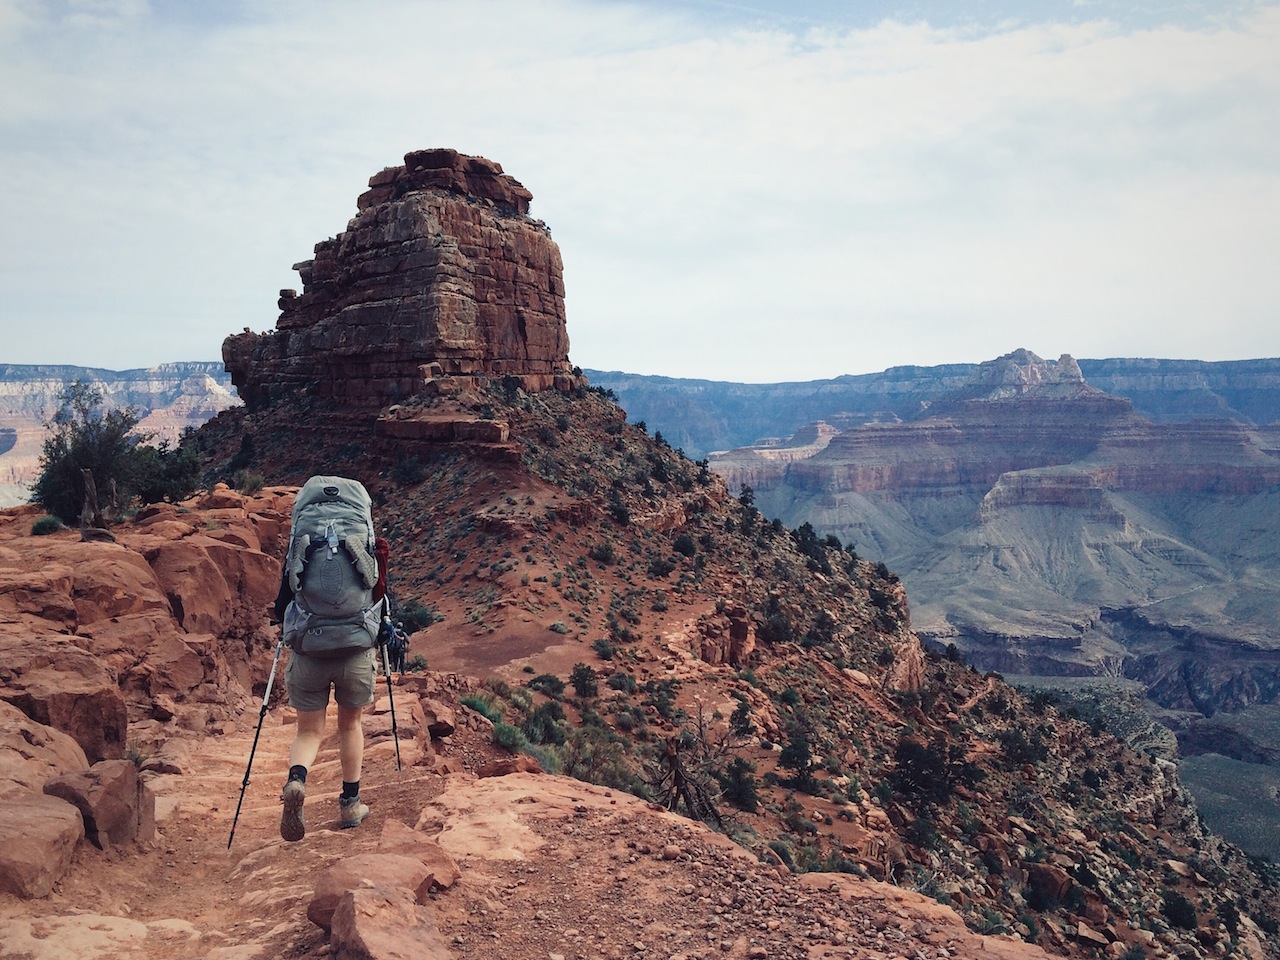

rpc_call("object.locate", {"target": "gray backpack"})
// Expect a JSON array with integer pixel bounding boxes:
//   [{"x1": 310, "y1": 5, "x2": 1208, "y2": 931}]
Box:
[{"x1": 282, "y1": 476, "x2": 381, "y2": 658}]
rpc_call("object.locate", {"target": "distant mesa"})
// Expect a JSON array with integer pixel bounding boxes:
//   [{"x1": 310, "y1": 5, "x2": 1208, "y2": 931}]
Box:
[{"x1": 223, "y1": 148, "x2": 581, "y2": 409}]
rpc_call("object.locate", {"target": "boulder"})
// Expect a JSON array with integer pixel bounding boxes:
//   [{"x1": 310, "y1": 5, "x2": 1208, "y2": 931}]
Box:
[
  {"x1": 329, "y1": 886, "x2": 452, "y2": 959},
  {"x1": 376, "y1": 819, "x2": 461, "y2": 891},
  {"x1": 0, "y1": 791, "x2": 84, "y2": 899},
  {"x1": 0, "y1": 700, "x2": 89, "y2": 794},
  {"x1": 0, "y1": 562, "x2": 78, "y2": 627},
  {"x1": 138, "y1": 535, "x2": 279, "y2": 637},
  {"x1": 0, "y1": 630, "x2": 127, "y2": 762},
  {"x1": 43, "y1": 758, "x2": 156, "y2": 849},
  {"x1": 62, "y1": 545, "x2": 171, "y2": 623},
  {"x1": 420, "y1": 698, "x2": 456, "y2": 739},
  {"x1": 308, "y1": 852, "x2": 445, "y2": 931},
  {"x1": 1026, "y1": 861, "x2": 1074, "y2": 905},
  {"x1": 476, "y1": 754, "x2": 543, "y2": 777},
  {"x1": 77, "y1": 612, "x2": 207, "y2": 702},
  {"x1": 367, "y1": 691, "x2": 427, "y2": 742}
]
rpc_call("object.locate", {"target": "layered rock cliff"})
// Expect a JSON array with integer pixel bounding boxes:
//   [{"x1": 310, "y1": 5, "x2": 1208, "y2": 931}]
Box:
[
  {"x1": 710, "y1": 351, "x2": 1280, "y2": 722},
  {"x1": 585, "y1": 355, "x2": 1280, "y2": 461},
  {"x1": 223, "y1": 148, "x2": 578, "y2": 409}
]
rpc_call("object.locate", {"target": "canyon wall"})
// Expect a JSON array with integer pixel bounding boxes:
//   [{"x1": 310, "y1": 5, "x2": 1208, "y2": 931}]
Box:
[
  {"x1": 709, "y1": 352, "x2": 1280, "y2": 725},
  {"x1": 586, "y1": 354, "x2": 1280, "y2": 460}
]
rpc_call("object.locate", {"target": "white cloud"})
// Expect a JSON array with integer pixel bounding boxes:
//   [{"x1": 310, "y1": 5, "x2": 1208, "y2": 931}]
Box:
[{"x1": 1, "y1": 0, "x2": 1277, "y2": 379}]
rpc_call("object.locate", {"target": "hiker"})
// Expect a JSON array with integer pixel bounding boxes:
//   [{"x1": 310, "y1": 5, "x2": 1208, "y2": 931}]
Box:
[
  {"x1": 388, "y1": 620, "x2": 409, "y2": 675},
  {"x1": 273, "y1": 476, "x2": 385, "y2": 842}
]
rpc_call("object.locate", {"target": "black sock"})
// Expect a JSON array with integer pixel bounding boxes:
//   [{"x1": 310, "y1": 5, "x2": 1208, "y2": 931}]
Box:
[
  {"x1": 342, "y1": 780, "x2": 360, "y2": 800},
  {"x1": 288, "y1": 765, "x2": 308, "y2": 784}
]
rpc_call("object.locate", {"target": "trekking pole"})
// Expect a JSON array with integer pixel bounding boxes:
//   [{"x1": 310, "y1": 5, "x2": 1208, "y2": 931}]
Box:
[
  {"x1": 379, "y1": 598, "x2": 402, "y2": 771},
  {"x1": 228, "y1": 635, "x2": 286, "y2": 849}
]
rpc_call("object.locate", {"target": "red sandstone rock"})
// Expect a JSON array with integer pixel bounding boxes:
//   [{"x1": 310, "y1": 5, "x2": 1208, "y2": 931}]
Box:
[
  {"x1": 0, "y1": 700, "x2": 88, "y2": 795},
  {"x1": 224, "y1": 148, "x2": 580, "y2": 409},
  {"x1": 420, "y1": 698, "x2": 456, "y2": 739},
  {"x1": 0, "y1": 631, "x2": 128, "y2": 763},
  {"x1": 308, "y1": 852, "x2": 444, "y2": 931},
  {"x1": 0, "y1": 790, "x2": 85, "y2": 899},
  {"x1": 376, "y1": 819, "x2": 461, "y2": 891},
  {"x1": 43, "y1": 758, "x2": 156, "y2": 850},
  {"x1": 476, "y1": 754, "x2": 543, "y2": 777},
  {"x1": 328, "y1": 886, "x2": 453, "y2": 959}
]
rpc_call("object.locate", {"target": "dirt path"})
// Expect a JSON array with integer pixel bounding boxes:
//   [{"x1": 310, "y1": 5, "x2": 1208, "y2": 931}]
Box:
[{"x1": 0, "y1": 688, "x2": 449, "y2": 960}]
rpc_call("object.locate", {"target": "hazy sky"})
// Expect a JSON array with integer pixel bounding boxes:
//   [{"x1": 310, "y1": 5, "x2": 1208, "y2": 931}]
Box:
[{"x1": 2, "y1": 0, "x2": 1277, "y2": 381}]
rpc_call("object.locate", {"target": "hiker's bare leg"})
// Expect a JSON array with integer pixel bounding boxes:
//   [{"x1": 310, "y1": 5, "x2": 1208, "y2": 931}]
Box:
[
  {"x1": 290, "y1": 707, "x2": 327, "y2": 769},
  {"x1": 337, "y1": 703, "x2": 364, "y2": 783}
]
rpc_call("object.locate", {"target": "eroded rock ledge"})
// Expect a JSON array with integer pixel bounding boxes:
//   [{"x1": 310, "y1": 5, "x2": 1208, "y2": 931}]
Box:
[{"x1": 224, "y1": 148, "x2": 580, "y2": 409}]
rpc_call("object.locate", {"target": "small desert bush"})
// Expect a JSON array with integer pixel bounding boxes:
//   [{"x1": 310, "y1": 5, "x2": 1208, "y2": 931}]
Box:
[
  {"x1": 31, "y1": 515, "x2": 65, "y2": 536},
  {"x1": 461, "y1": 695, "x2": 503, "y2": 723},
  {"x1": 492, "y1": 722, "x2": 528, "y2": 752},
  {"x1": 231, "y1": 469, "x2": 264, "y2": 495}
]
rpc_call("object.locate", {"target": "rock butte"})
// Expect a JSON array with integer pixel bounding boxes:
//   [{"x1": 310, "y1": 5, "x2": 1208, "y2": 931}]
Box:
[{"x1": 223, "y1": 148, "x2": 580, "y2": 410}]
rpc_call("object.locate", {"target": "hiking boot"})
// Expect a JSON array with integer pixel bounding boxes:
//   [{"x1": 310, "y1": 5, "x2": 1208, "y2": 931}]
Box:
[
  {"x1": 280, "y1": 779, "x2": 306, "y2": 842},
  {"x1": 339, "y1": 795, "x2": 369, "y2": 829}
]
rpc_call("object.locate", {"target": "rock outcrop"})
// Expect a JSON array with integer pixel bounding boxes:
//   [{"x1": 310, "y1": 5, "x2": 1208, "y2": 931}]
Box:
[
  {"x1": 0, "y1": 488, "x2": 288, "y2": 896},
  {"x1": 223, "y1": 148, "x2": 579, "y2": 409}
]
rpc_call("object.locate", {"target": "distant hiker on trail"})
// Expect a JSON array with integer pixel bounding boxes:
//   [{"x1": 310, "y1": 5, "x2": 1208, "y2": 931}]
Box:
[
  {"x1": 388, "y1": 620, "x2": 409, "y2": 675},
  {"x1": 272, "y1": 476, "x2": 387, "y2": 842}
]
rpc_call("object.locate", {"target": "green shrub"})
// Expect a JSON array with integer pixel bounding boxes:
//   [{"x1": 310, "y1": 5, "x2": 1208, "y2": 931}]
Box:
[
  {"x1": 391, "y1": 455, "x2": 426, "y2": 484},
  {"x1": 904, "y1": 816, "x2": 941, "y2": 851},
  {"x1": 492, "y1": 722, "x2": 528, "y2": 752},
  {"x1": 647, "y1": 556, "x2": 676, "y2": 577},
  {"x1": 767, "y1": 840, "x2": 794, "y2": 870},
  {"x1": 528, "y1": 674, "x2": 565, "y2": 697},
  {"x1": 461, "y1": 695, "x2": 502, "y2": 723},
  {"x1": 521, "y1": 702, "x2": 567, "y2": 745},
  {"x1": 549, "y1": 620, "x2": 571, "y2": 634},
  {"x1": 1161, "y1": 889, "x2": 1197, "y2": 930},
  {"x1": 592, "y1": 638, "x2": 616, "y2": 660},
  {"x1": 607, "y1": 671, "x2": 636, "y2": 693},
  {"x1": 717, "y1": 756, "x2": 759, "y2": 812},
  {"x1": 519, "y1": 742, "x2": 562, "y2": 774},
  {"x1": 570, "y1": 663, "x2": 598, "y2": 699},
  {"x1": 1217, "y1": 900, "x2": 1240, "y2": 939},
  {"x1": 33, "y1": 381, "x2": 200, "y2": 524},
  {"x1": 231, "y1": 469, "x2": 264, "y2": 495},
  {"x1": 778, "y1": 722, "x2": 816, "y2": 792},
  {"x1": 398, "y1": 599, "x2": 438, "y2": 632},
  {"x1": 31, "y1": 515, "x2": 65, "y2": 536}
]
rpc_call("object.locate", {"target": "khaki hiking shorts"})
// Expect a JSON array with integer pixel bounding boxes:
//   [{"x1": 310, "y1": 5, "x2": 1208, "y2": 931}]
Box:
[{"x1": 285, "y1": 647, "x2": 377, "y2": 712}]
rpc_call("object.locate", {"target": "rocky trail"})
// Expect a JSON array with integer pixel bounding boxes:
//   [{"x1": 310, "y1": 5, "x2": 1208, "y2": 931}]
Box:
[{"x1": 0, "y1": 676, "x2": 1057, "y2": 960}]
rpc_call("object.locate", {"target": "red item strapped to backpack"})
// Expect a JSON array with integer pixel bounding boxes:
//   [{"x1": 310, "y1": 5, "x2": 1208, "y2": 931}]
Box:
[{"x1": 372, "y1": 537, "x2": 390, "y2": 602}]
